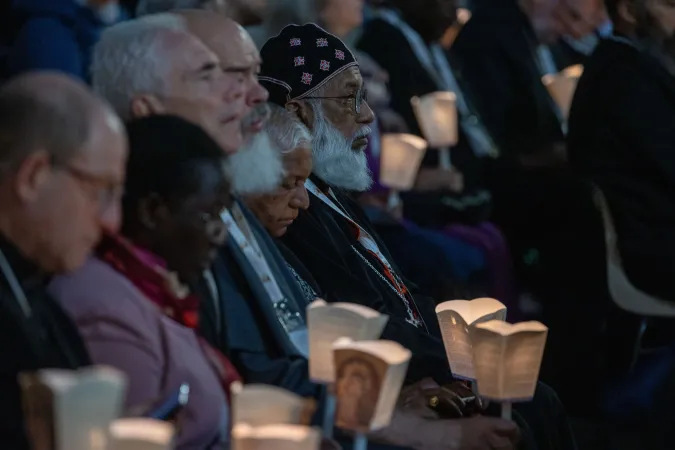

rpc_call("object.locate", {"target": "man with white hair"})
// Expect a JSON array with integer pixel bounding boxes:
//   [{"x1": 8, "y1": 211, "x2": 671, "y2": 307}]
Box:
[
  {"x1": 135, "y1": 0, "x2": 267, "y2": 26},
  {"x1": 89, "y1": 11, "x2": 328, "y2": 419},
  {"x1": 260, "y1": 23, "x2": 577, "y2": 450}
]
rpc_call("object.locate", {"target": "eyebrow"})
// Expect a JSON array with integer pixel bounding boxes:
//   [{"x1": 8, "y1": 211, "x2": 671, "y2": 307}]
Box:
[
  {"x1": 195, "y1": 61, "x2": 219, "y2": 75},
  {"x1": 223, "y1": 61, "x2": 262, "y2": 73}
]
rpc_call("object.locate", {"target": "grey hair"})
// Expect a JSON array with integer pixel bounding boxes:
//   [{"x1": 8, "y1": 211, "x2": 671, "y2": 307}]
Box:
[
  {"x1": 90, "y1": 13, "x2": 187, "y2": 119},
  {"x1": 135, "y1": 0, "x2": 211, "y2": 16},
  {"x1": 0, "y1": 75, "x2": 98, "y2": 180},
  {"x1": 264, "y1": 104, "x2": 312, "y2": 154}
]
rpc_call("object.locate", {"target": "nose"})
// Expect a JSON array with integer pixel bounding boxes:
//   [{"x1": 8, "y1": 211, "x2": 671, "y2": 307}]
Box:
[
  {"x1": 99, "y1": 200, "x2": 122, "y2": 234},
  {"x1": 357, "y1": 100, "x2": 376, "y2": 125},
  {"x1": 248, "y1": 79, "x2": 269, "y2": 107},
  {"x1": 290, "y1": 186, "x2": 310, "y2": 210}
]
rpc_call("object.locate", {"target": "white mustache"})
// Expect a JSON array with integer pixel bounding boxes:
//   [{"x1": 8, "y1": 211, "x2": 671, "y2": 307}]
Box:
[{"x1": 353, "y1": 126, "x2": 372, "y2": 141}]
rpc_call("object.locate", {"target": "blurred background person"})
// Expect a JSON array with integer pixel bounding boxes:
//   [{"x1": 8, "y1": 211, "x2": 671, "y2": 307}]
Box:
[
  {"x1": 50, "y1": 115, "x2": 239, "y2": 450},
  {"x1": 0, "y1": 71, "x2": 126, "y2": 448},
  {"x1": 7, "y1": 0, "x2": 125, "y2": 82},
  {"x1": 569, "y1": 0, "x2": 675, "y2": 303},
  {"x1": 358, "y1": 0, "x2": 516, "y2": 308},
  {"x1": 136, "y1": 0, "x2": 267, "y2": 25}
]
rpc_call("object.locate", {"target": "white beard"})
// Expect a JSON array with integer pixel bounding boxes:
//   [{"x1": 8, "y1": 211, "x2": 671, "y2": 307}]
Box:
[
  {"x1": 225, "y1": 130, "x2": 284, "y2": 195},
  {"x1": 310, "y1": 102, "x2": 373, "y2": 192}
]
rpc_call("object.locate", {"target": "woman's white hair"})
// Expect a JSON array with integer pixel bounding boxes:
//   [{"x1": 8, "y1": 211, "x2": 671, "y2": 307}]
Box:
[
  {"x1": 264, "y1": 104, "x2": 312, "y2": 154},
  {"x1": 90, "y1": 13, "x2": 187, "y2": 119}
]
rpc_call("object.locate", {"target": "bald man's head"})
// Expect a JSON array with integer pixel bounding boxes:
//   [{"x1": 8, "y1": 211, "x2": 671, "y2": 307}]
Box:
[
  {"x1": 0, "y1": 72, "x2": 118, "y2": 179},
  {"x1": 177, "y1": 10, "x2": 268, "y2": 131},
  {"x1": 0, "y1": 72, "x2": 127, "y2": 273}
]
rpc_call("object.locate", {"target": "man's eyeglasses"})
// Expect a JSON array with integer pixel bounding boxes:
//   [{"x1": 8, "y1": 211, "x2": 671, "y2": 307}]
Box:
[
  {"x1": 61, "y1": 165, "x2": 124, "y2": 214},
  {"x1": 304, "y1": 88, "x2": 369, "y2": 114}
]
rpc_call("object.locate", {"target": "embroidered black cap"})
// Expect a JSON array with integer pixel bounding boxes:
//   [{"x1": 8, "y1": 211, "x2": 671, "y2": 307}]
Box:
[{"x1": 259, "y1": 23, "x2": 358, "y2": 107}]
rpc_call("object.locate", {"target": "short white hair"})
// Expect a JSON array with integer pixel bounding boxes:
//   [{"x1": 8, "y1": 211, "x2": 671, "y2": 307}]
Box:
[
  {"x1": 90, "y1": 13, "x2": 187, "y2": 119},
  {"x1": 265, "y1": 104, "x2": 312, "y2": 154},
  {"x1": 136, "y1": 0, "x2": 210, "y2": 16}
]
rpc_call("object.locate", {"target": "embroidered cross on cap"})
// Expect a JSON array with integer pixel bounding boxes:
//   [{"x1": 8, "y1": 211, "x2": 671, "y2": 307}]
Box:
[{"x1": 259, "y1": 23, "x2": 358, "y2": 106}]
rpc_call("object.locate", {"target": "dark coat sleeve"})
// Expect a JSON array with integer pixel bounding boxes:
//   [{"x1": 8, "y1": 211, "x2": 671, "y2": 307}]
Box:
[
  {"x1": 610, "y1": 66, "x2": 675, "y2": 184},
  {"x1": 450, "y1": 10, "x2": 564, "y2": 158}
]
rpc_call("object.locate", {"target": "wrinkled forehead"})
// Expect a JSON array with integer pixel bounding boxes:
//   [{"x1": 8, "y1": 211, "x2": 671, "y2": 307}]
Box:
[
  {"x1": 194, "y1": 21, "x2": 261, "y2": 69},
  {"x1": 322, "y1": 66, "x2": 364, "y2": 95},
  {"x1": 163, "y1": 31, "x2": 221, "y2": 78}
]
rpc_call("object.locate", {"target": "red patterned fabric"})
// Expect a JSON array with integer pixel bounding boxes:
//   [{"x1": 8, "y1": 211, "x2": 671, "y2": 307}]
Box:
[{"x1": 96, "y1": 233, "x2": 241, "y2": 401}]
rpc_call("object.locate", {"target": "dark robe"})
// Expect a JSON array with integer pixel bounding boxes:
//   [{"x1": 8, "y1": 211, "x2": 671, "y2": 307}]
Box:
[
  {"x1": 281, "y1": 177, "x2": 577, "y2": 450},
  {"x1": 568, "y1": 37, "x2": 675, "y2": 302},
  {"x1": 0, "y1": 233, "x2": 91, "y2": 449},
  {"x1": 281, "y1": 176, "x2": 454, "y2": 386}
]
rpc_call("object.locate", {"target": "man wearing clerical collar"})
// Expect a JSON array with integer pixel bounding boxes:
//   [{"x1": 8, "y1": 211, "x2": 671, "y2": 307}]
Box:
[
  {"x1": 0, "y1": 72, "x2": 127, "y2": 448},
  {"x1": 259, "y1": 23, "x2": 577, "y2": 450}
]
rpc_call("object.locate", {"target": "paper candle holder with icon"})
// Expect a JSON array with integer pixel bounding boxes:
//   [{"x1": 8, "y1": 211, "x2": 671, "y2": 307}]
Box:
[
  {"x1": 307, "y1": 299, "x2": 389, "y2": 438},
  {"x1": 410, "y1": 91, "x2": 458, "y2": 169},
  {"x1": 470, "y1": 320, "x2": 548, "y2": 419},
  {"x1": 435, "y1": 298, "x2": 507, "y2": 380},
  {"x1": 231, "y1": 423, "x2": 321, "y2": 450},
  {"x1": 541, "y1": 64, "x2": 584, "y2": 120},
  {"x1": 20, "y1": 366, "x2": 128, "y2": 450},
  {"x1": 230, "y1": 382, "x2": 316, "y2": 427},
  {"x1": 109, "y1": 418, "x2": 175, "y2": 450},
  {"x1": 332, "y1": 338, "x2": 411, "y2": 435},
  {"x1": 307, "y1": 299, "x2": 389, "y2": 384}
]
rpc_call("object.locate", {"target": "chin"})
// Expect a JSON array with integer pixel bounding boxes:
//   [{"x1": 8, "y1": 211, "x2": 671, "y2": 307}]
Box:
[{"x1": 271, "y1": 227, "x2": 288, "y2": 238}]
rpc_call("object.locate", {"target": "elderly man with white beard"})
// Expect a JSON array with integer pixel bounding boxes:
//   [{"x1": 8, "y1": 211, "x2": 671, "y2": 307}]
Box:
[
  {"x1": 85, "y1": 11, "x2": 329, "y2": 406},
  {"x1": 259, "y1": 23, "x2": 578, "y2": 450}
]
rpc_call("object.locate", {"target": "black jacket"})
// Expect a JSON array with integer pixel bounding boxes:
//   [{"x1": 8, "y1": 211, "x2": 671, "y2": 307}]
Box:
[
  {"x1": 449, "y1": 0, "x2": 564, "y2": 162},
  {"x1": 567, "y1": 37, "x2": 675, "y2": 291},
  {"x1": 0, "y1": 233, "x2": 90, "y2": 449}
]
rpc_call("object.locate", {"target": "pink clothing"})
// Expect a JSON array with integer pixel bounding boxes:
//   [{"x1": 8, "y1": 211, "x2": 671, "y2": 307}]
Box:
[{"x1": 49, "y1": 257, "x2": 228, "y2": 449}]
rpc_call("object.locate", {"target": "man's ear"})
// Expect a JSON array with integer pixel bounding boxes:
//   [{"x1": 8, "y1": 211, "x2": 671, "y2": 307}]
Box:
[
  {"x1": 14, "y1": 151, "x2": 53, "y2": 202},
  {"x1": 137, "y1": 193, "x2": 168, "y2": 231},
  {"x1": 130, "y1": 95, "x2": 166, "y2": 119},
  {"x1": 286, "y1": 100, "x2": 315, "y2": 130},
  {"x1": 618, "y1": 0, "x2": 637, "y2": 24}
]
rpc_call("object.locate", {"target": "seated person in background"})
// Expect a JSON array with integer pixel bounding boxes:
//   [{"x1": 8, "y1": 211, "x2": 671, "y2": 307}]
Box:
[
  {"x1": 50, "y1": 115, "x2": 239, "y2": 450},
  {"x1": 0, "y1": 72, "x2": 127, "y2": 449},
  {"x1": 568, "y1": 0, "x2": 675, "y2": 302},
  {"x1": 8, "y1": 0, "x2": 124, "y2": 81},
  {"x1": 259, "y1": 23, "x2": 576, "y2": 450},
  {"x1": 360, "y1": 0, "x2": 608, "y2": 411},
  {"x1": 135, "y1": 0, "x2": 267, "y2": 26},
  {"x1": 357, "y1": 0, "x2": 517, "y2": 308}
]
